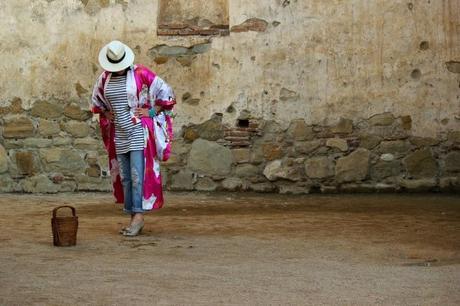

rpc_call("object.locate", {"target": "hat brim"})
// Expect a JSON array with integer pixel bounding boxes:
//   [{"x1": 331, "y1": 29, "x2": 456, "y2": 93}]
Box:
[{"x1": 98, "y1": 43, "x2": 135, "y2": 72}]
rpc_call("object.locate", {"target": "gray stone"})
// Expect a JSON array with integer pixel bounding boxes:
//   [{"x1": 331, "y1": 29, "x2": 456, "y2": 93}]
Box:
[
  {"x1": 172, "y1": 140, "x2": 191, "y2": 155},
  {"x1": 59, "y1": 180, "x2": 77, "y2": 192},
  {"x1": 320, "y1": 185, "x2": 338, "y2": 193},
  {"x1": 361, "y1": 120, "x2": 409, "y2": 140},
  {"x1": 294, "y1": 140, "x2": 322, "y2": 154},
  {"x1": 409, "y1": 137, "x2": 439, "y2": 147},
  {"x1": 399, "y1": 178, "x2": 437, "y2": 192},
  {"x1": 194, "y1": 114, "x2": 224, "y2": 141},
  {"x1": 263, "y1": 159, "x2": 282, "y2": 181},
  {"x1": 0, "y1": 175, "x2": 21, "y2": 192},
  {"x1": 3, "y1": 139, "x2": 24, "y2": 150},
  {"x1": 98, "y1": 155, "x2": 109, "y2": 171},
  {"x1": 64, "y1": 103, "x2": 92, "y2": 121},
  {"x1": 74, "y1": 137, "x2": 100, "y2": 150},
  {"x1": 374, "y1": 183, "x2": 398, "y2": 192},
  {"x1": 195, "y1": 177, "x2": 218, "y2": 191},
  {"x1": 154, "y1": 45, "x2": 189, "y2": 56},
  {"x1": 0, "y1": 144, "x2": 8, "y2": 173},
  {"x1": 371, "y1": 160, "x2": 402, "y2": 180},
  {"x1": 170, "y1": 170, "x2": 194, "y2": 191},
  {"x1": 3, "y1": 116, "x2": 34, "y2": 138},
  {"x1": 445, "y1": 152, "x2": 460, "y2": 173},
  {"x1": 250, "y1": 141, "x2": 265, "y2": 164},
  {"x1": 38, "y1": 119, "x2": 60, "y2": 136},
  {"x1": 232, "y1": 148, "x2": 250, "y2": 163},
  {"x1": 249, "y1": 182, "x2": 276, "y2": 193},
  {"x1": 31, "y1": 100, "x2": 63, "y2": 119},
  {"x1": 286, "y1": 119, "x2": 314, "y2": 141},
  {"x1": 235, "y1": 164, "x2": 259, "y2": 177},
  {"x1": 335, "y1": 148, "x2": 370, "y2": 182},
  {"x1": 326, "y1": 138, "x2": 348, "y2": 151},
  {"x1": 439, "y1": 177, "x2": 460, "y2": 192},
  {"x1": 162, "y1": 153, "x2": 181, "y2": 166},
  {"x1": 191, "y1": 43, "x2": 211, "y2": 54},
  {"x1": 305, "y1": 156, "x2": 334, "y2": 179},
  {"x1": 377, "y1": 140, "x2": 410, "y2": 154},
  {"x1": 161, "y1": 168, "x2": 169, "y2": 188},
  {"x1": 63, "y1": 121, "x2": 90, "y2": 138},
  {"x1": 359, "y1": 134, "x2": 382, "y2": 150},
  {"x1": 277, "y1": 183, "x2": 310, "y2": 194},
  {"x1": 39, "y1": 148, "x2": 86, "y2": 176},
  {"x1": 75, "y1": 175, "x2": 112, "y2": 191},
  {"x1": 263, "y1": 159, "x2": 303, "y2": 181},
  {"x1": 448, "y1": 131, "x2": 460, "y2": 143},
  {"x1": 331, "y1": 118, "x2": 353, "y2": 134},
  {"x1": 53, "y1": 137, "x2": 73, "y2": 146},
  {"x1": 403, "y1": 148, "x2": 438, "y2": 178},
  {"x1": 22, "y1": 175, "x2": 59, "y2": 193},
  {"x1": 368, "y1": 112, "x2": 395, "y2": 126},
  {"x1": 340, "y1": 183, "x2": 375, "y2": 193},
  {"x1": 188, "y1": 139, "x2": 232, "y2": 176},
  {"x1": 221, "y1": 177, "x2": 245, "y2": 191},
  {"x1": 23, "y1": 138, "x2": 53, "y2": 148},
  {"x1": 380, "y1": 153, "x2": 395, "y2": 161}
]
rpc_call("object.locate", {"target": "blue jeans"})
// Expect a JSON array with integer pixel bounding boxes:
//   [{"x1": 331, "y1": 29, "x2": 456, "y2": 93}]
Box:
[{"x1": 117, "y1": 150, "x2": 145, "y2": 214}]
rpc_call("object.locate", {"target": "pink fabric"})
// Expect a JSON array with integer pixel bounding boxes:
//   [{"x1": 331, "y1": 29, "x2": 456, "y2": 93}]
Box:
[{"x1": 91, "y1": 65, "x2": 176, "y2": 209}]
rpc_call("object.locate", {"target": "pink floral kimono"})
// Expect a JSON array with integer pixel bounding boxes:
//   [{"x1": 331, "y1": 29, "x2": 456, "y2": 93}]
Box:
[{"x1": 91, "y1": 64, "x2": 176, "y2": 210}]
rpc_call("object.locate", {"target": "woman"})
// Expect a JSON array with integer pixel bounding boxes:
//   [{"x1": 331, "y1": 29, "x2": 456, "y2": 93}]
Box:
[{"x1": 91, "y1": 40, "x2": 176, "y2": 236}]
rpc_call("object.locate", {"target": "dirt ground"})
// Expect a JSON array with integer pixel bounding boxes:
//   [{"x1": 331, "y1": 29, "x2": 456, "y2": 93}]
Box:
[{"x1": 0, "y1": 192, "x2": 459, "y2": 305}]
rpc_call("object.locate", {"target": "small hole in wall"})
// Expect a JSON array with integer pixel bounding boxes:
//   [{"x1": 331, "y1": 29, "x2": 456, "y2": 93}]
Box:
[
  {"x1": 411, "y1": 69, "x2": 421, "y2": 80},
  {"x1": 237, "y1": 119, "x2": 249, "y2": 128},
  {"x1": 419, "y1": 41, "x2": 429, "y2": 50}
]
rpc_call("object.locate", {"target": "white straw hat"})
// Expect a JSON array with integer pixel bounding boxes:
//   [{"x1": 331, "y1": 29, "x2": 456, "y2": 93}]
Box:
[{"x1": 98, "y1": 40, "x2": 135, "y2": 72}]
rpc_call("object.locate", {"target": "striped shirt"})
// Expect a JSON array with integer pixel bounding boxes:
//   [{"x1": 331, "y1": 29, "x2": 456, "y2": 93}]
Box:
[{"x1": 105, "y1": 74, "x2": 144, "y2": 154}]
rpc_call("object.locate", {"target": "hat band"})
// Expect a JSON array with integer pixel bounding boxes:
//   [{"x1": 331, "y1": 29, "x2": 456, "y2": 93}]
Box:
[{"x1": 107, "y1": 52, "x2": 126, "y2": 64}]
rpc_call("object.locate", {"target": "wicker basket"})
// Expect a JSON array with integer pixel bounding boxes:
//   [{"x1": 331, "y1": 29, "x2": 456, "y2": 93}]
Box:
[{"x1": 51, "y1": 206, "x2": 78, "y2": 247}]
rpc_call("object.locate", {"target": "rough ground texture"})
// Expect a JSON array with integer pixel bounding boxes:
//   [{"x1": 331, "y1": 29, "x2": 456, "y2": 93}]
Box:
[{"x1": 0, "y1": 192, "x2": 459, "y2": 305}]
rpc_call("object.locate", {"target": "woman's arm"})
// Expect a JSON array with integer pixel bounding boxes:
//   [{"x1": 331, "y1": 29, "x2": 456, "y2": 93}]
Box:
[{"x1": 149, "y1": 76, "x2": 176, "y2": 111}]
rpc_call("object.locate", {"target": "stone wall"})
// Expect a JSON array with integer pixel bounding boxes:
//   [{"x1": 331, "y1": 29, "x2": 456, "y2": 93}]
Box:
[
  {"x1": 166, "y1": 112, "x2": 460, "y2": 193},
  {"x1": 0, "y1": 0, "x2": 459, "y2": 193}
]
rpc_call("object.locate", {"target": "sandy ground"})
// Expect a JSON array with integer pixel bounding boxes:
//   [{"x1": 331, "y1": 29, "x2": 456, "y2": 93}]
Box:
[{"x1": 0, "y1": 192, "x2": 459, "y2": 306}]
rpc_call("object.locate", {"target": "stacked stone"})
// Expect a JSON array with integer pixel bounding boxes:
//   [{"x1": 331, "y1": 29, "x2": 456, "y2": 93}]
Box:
[
  {"x1": 0, "y1": 99, "x2": 111, "y2": 193},
  {"x1": 1, "y1": 103, "x2": 459, "y2": 194},
  {"x1": 168, "y1": 112, "x2": 460, "y2": 193}
]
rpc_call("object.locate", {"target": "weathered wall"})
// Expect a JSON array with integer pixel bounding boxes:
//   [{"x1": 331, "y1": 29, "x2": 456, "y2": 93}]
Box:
[{"x1": 0, "y1": 0, "x2": 459, "y2": 193}]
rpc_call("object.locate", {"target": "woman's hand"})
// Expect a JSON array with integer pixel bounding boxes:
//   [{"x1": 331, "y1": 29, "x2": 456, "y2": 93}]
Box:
[
  {"x1": 154, "y1": 105, "x2": 162, "y2": 113},
  {"x1": 104, "y1": 111, "x2": 114, "y2": 122},
  {"x1": 134, "y1": 108, "x2": 149, "y2": 118},
  {"x1": 134, "y1": 106, "x2": 163, "y2": 118}
]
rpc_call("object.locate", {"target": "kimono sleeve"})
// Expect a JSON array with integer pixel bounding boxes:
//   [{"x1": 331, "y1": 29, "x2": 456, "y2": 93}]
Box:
[
  {"x1": 148, "y1": 75, "x2": 176, "y2": 111},
  {"x1": 90, "y1": 72, "x2": 108, "y2": 114}
]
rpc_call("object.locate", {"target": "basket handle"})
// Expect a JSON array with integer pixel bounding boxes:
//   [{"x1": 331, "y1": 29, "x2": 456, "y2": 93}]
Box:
[{"x1": 52, "y1": 206, "x2": 76, "y2": 218}]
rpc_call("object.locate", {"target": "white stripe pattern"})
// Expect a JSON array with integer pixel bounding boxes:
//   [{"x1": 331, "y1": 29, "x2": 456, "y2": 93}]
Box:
[{"x1": 105, "y1": 74, "x2": 144, "y2": 154}]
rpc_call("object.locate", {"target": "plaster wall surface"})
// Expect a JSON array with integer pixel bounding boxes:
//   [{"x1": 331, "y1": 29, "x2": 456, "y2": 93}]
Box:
[{"x1": 0, "y1": 0, "x2": 458, "y2": 136}]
